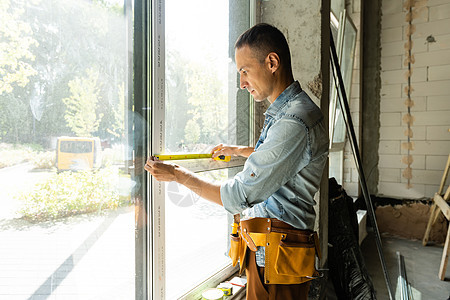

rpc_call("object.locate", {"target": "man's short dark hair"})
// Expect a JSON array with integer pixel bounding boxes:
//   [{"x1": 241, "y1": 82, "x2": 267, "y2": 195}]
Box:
[{"x1": 235, "y1": 23, "x2": 292, "y2": 73}]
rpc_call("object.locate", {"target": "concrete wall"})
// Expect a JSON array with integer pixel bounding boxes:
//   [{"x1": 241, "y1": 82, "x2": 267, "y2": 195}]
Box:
[
  {"x1": 362, "y1": 0, "x2": 382, "y2": 196},
  {"x1": 378, "y1": 0, "x2": 450, "y2": 199},
  {"x1": 259, "y1": 0, "x2": 330, "y2": 265},
  {"x1": 260, "y1": 0, "x2": 326, "y2": 105}
]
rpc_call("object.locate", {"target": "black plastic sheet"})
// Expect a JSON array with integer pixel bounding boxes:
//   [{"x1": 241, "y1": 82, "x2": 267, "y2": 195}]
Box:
[{"x1": 328, "y1": 178, "x2": 377, "y2": 300}]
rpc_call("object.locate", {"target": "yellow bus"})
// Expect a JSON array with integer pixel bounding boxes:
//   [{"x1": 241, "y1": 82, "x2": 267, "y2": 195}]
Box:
[{"x1": 56, "y1": 137, "x2": 102, "y2": 172}]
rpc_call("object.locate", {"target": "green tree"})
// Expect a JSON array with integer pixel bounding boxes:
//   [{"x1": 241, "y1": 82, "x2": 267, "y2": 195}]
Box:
[
  {"x1": 165, "y1": 49, "x2": 191, "y2": 152},
  {"x1": 0, "y1": 0, "x2": 39, "y2": 142},
  {"x1": 165, "y1": 50, "x2": 228, "y2": 150},
  {"x1": 184, "y1": 119, "x2": 200, "y2": 145},
  {"x1": 185, "y1": 62, "x2": 227, "y2": 146},
  {"x1": 0, "y1": 0, "x2": 38, "y2": 95},
  {"x1": 106, "y1": 83, "x2": 125, "y2": 139},
  {"x1": 63, "y1": 68, "x2": 104, "y2": 137},
  {"x1": 0, "y1": 0, "x2": 127, "y2": 144}
]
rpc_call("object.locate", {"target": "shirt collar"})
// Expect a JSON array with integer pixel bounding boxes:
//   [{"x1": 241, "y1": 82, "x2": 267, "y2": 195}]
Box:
[{"x1": 265, "y1": 81, "x2": 302, "y2": 117}]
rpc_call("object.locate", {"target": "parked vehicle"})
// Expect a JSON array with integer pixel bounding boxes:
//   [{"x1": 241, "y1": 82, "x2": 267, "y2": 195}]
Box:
[{"x1": 56, "y1": 137, "x2": 101, "y2": 172}]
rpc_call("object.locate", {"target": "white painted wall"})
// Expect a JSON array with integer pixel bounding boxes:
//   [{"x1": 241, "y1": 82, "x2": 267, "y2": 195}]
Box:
[{"x1": 378, "y1": 0, "x2": 450, "y2": 199}]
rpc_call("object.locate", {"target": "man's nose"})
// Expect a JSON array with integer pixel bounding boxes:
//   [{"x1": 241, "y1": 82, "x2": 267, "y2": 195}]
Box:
[{"x1": 239, "y1": 77, "x2": 247, "y2": 90}]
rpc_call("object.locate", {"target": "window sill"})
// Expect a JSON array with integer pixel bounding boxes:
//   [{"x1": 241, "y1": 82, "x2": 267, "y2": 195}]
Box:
[
  {"x1": 174, "y1": 157, "x2": 247, "y2": 173},
  {"x1": 178, "y1": 264, "x2": 239, "y2": 299}
]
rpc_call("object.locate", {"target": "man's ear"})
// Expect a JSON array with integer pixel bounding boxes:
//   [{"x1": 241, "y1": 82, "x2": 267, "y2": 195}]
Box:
[{"x1": 266, "y1": 52, "x2": 280, "y2": 74}]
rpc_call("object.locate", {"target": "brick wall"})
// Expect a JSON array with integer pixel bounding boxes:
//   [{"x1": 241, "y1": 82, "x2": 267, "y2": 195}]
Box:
[{"x1": 379, "y1": 0, "x2": 450, "y2": 199}]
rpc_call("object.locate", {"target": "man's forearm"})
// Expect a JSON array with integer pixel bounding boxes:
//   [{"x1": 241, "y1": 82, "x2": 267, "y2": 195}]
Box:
[
  {"x1": 174, "y1": 165, "x2": 223, "y2": 206},
  {"x1": 235, "y1": 146, "x2": 254, "y2": 158}
]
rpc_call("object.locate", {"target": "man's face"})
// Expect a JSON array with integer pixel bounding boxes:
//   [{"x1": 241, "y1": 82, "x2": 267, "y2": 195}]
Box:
[{"x1": 235, "y1": 46, "x2": 274, "y2": 102}]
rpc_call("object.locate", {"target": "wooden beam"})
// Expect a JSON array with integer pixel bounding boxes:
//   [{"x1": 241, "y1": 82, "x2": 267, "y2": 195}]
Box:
[
  {"x1": 423, "y1": 203, "x2": 439, "y2": 246},
  {"x1": 438, "y1": 226, "x2": 450, "y2": 280},
  {"x1": 434, "y1": 193, "x2": 450, "y2": 221},
  {"x1": 438, "y1": 154, "x2": 450, "y2": 195},
  {"x1": 444, "y1": 185, "x2": 450, "y2": 202}
]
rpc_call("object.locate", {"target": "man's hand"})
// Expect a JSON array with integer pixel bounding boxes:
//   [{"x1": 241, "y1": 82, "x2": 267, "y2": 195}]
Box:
[
  {"x1": 144, "y1": 156, "x2": 223, "y2": 206},
  {"x1": 144, "y1": 156, "x2": 180, "y2": 182},
  {"x1": 211, "y1": 144, "x2": 238, "y2": 158},
  {"x1": 211, "y1": 144, "x2": 254, "y2": 159}
]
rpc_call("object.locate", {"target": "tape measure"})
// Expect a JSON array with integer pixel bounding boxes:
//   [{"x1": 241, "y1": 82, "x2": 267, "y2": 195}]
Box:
[
  {"x1": 154, "y1": 153, "x2": 230, "y2": 162},
  {"x1": 217, "y1": 282, "x2": 232, "y2": 296}
]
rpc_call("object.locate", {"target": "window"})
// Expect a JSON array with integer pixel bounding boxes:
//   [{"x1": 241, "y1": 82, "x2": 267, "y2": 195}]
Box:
[
  {"x1": 150, "y1": 0, "x2": 255, "y2": 298},
  {"x1": 0, "y1": 0, "x2": 142, "y2": 299},
  {"x1": 59, "y1": 141, "x2": 93, "y2": 154},
  {"x1": 329, "y1": 9, "x2": 357, "y2": 184}
]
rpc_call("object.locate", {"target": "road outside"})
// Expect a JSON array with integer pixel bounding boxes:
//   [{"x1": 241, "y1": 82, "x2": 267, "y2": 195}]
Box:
[
  {"x1": 0, "y1": 164, "x2": 232, "y2": 300},
  {"x1": 0, "y1": 164, "x2": 135, "y2": 300}
]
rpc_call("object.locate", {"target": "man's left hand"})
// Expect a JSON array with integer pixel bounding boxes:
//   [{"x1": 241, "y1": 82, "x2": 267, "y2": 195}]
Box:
[{"x1": 144, "y1": 156, "x2": 178, "y2": 182}]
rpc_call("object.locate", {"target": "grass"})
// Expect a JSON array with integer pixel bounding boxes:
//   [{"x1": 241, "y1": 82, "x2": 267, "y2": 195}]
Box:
[
  {"x1": 18, "y1": 167, "x2": 127, "y2": 222},
  {"x1": 0, "y1": 143, "x2": 36, "y2": 168}
]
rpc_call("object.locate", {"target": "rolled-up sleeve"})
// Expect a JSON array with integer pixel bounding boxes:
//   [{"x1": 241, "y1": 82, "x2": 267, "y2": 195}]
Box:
[{"x1": 220, "y1": 118, "x2": 310, "y2": 215}]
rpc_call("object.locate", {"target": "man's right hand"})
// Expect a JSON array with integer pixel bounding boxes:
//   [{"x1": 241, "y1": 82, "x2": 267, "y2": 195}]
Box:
[{"x1": 211, "y1": 144, "x2": 254, "y2": 159}]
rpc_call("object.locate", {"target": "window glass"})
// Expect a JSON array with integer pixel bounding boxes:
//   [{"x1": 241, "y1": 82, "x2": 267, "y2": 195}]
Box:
[
  {"x1": 60, "y1": 141, "x2": 93, "y2": 153},
  {"x1": 0, "y1": 0, "x2": 138, "y2": 298},
  {"x1": 333, "y1": 15, "x2": 357, "y2": 144},
  {"x1": 331, "y1": 0, "x2": 345, "y2": 17},
  {"x1": 329, "y1": 10, "x2": 357, "y2": 185},
  {"x1": 165, "y1": 170, "x2": 230, "y2": 299},
  {"x1": 329, "y1": 150, "x2": 343, "y2": 184},
  {"x1": 165, "y1": 0, "x2": 230, "y2": 153},
  {"x1": 165, "y1": 0, "x2": 250, "y2": 154},
  {"x1": 162, "y1": 0, "x2": 250, "y2": 298}
]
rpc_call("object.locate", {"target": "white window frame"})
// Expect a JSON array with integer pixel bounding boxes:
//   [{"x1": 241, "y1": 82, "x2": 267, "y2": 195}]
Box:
[
  {"x1": 329, "y1": 9, "x2": 357, "y2": 184},
  {"x1": 149, "y1": 1, "x2": 257, "y2": 298}
]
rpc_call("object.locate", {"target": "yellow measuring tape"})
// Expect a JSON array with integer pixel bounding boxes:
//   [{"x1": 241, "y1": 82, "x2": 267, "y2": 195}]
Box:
[{"x1": 154, "y1": 153, "x2": 230, "y2": 162}]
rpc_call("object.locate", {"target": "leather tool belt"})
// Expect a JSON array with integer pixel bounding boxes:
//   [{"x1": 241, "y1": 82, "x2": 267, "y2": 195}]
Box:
[{"x1": 229, "y1": 217, "x2": 321, "y2": 285}]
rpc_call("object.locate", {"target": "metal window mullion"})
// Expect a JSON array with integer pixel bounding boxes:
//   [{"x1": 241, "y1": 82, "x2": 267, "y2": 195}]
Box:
[
  {"x1": 249, "y1": 0, "x2": 257, "y2": 146},
  {"x1": 249, "y1": 0, "x2": 257, "y2": 27},
  {"x1": 133, "y1": 0, "x2": 150, "y2": 298},
  {"x1": 151, "y1": 0, "x2": 166, "y2": 299}
]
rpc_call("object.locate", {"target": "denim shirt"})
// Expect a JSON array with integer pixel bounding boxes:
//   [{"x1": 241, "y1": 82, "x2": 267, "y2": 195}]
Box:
[{"x1": 221, "y1": 81, "x2": 329, "y2": 266}]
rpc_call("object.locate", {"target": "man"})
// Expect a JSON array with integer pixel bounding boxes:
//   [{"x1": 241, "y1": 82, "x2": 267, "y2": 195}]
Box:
[{"x1": 145, "y1": 23, "x2": 328, "y2": 300}]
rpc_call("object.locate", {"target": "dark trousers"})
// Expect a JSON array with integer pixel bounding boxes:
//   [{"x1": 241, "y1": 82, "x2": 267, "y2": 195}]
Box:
[{"x1": 245, "y1": 251, "x2": 310, "y2": 300}]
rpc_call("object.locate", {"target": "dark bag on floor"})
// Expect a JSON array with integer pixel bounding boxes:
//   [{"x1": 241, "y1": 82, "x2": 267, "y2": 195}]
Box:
[{"x1": 328, "y1": 177, "x2": 376, "y2": 300}]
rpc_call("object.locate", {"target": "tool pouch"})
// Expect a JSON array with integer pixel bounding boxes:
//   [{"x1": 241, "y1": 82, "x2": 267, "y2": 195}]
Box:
[
  {"x1": 229, "y1": 217, "x2": 322, "y2": 283},
  {"x1": 228, "y1": 215, "x2": 247, "y2": 274},
  {"x1": 229, "y1": 233, "x2": 241, "y2": 267},
  {"x1": 228, "y1": 232, "x2": 248, "y2": 275},
  {"x1": 274, "y1": 239, "x2": 316, "y2": 277},
  {"x1": 275, "y1": 231, "x2": 321, "y2": 277}
]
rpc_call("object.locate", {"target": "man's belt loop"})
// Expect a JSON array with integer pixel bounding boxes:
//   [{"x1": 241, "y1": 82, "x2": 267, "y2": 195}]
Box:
[
  {"x1": 241, "y1": 230, "x2": 258, "y2": 251},
  {"x1": 313, "y1": 232, "x2": 321, "y2": 260},
  {"x1": 232, "y1": 214, "x2": 258, "y2": 252},
  {"x1": 233, "y1": 214, "x2": 240, "y2": 224}
]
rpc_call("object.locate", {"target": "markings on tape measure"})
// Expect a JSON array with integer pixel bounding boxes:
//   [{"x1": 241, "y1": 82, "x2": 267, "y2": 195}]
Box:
[{"x1": 154, "y1": 153, "x2": 230, "y2": 162}]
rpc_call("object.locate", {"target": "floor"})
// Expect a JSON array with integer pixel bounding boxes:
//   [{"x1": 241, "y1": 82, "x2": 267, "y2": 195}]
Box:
[
  {"x1": 0, "y1": 163, "x2": 239, "y2": 300},
  {"x1": 356, "y1": 229, "x2": 449, "y2": 300},
  {"x1": 2, "y1": 164, "x2": 448, "y2": 299}
]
